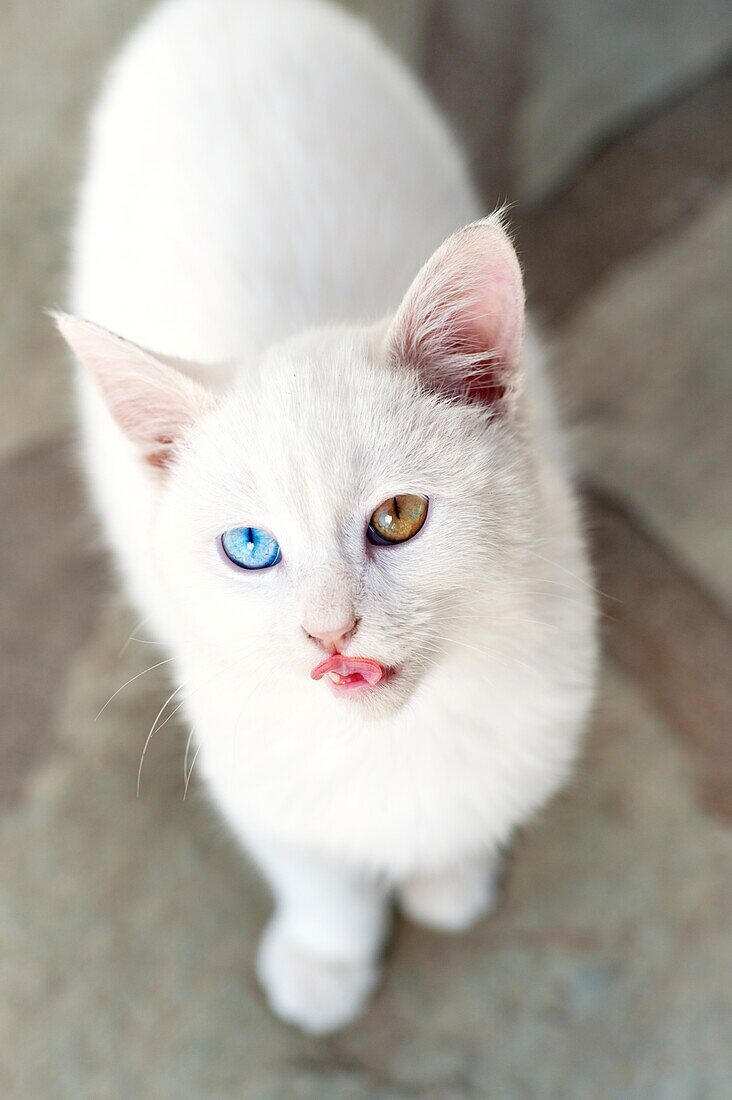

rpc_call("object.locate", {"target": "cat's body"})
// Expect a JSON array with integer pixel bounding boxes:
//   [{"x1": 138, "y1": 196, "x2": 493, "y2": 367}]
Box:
[{"x1": 61, "y1": 0, "x2": 597, "y2": 1032}]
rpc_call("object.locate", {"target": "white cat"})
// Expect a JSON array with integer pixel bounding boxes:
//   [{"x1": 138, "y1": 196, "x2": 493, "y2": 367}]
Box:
[{"x1": 56, "y1": 0, "x2": 597, "y2": 1033}]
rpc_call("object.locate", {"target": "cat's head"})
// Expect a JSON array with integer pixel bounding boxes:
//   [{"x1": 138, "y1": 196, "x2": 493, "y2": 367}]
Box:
[{"x1": 57, "y1": 216, "x2": 537, "y2": 717}]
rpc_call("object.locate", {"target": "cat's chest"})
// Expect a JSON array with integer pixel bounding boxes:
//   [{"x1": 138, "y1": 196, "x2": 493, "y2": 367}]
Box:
[{"x1": 190, "y1": 668, "x2": 570, "y2": 874}]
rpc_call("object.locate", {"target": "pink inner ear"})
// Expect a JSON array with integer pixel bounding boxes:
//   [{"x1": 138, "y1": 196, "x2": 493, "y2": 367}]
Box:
[
  {"x1": 389, "y1": 217, "x2": 525, "y2": 408},
  {"x1": 53, "y1": 312, "x2": 210, "y2": 468}
]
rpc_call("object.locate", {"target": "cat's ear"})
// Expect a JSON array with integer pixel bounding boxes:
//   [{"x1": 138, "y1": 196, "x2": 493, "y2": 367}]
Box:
[
  {"x1": 387, "y1": 215, "x2": 525, "y2": 410},
  {"x1": 53, "y1": 312, "x2": 214, "y2": 469}
]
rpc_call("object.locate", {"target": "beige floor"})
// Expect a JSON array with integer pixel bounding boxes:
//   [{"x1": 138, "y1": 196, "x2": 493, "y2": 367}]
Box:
[{"x1": 1, "y1": 2, "x2": 731, "y2": 1097}]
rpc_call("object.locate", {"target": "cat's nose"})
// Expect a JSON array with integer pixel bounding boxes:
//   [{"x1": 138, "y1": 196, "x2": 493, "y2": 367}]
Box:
[{"x1": 304, "y1": 618, "x2": 358, "y2": 654}]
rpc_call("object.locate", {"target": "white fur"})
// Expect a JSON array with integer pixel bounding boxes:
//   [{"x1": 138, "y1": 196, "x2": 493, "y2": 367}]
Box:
[{"x1": 63, "y1": 0, "x2": 597, "y2": 1033}]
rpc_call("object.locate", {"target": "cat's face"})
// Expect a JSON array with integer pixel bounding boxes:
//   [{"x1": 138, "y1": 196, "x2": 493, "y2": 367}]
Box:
[
  {"x1": 156, "y1": 329, "x2": 532, "y2": 714},
  {"x1": 57, "y1": 217, "x2": 531, "y2": 717}
]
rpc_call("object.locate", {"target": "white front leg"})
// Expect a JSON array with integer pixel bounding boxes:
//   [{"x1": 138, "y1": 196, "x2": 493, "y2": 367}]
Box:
[
  {"x1": 398, "y1": 850, "x2": 502, "y2": 932},
  {"x1": 247, "y1": 837, "x2": 390, "y2": 1034}
]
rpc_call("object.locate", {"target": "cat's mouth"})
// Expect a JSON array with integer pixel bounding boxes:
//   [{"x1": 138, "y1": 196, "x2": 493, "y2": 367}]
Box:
[{"x1": 310, "y1": 653, "x2": 390, "y2": 695}]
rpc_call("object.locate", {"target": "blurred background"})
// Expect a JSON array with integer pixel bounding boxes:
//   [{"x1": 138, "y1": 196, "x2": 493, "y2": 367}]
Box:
[{"x1": 1, "y1": 1, "x2": 731, "y2": 1096}]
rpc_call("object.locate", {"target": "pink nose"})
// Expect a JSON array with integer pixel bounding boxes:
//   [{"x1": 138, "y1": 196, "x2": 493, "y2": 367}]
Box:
[{"x1": 304, "y1": 618, "x2": 357, "y2": 653}]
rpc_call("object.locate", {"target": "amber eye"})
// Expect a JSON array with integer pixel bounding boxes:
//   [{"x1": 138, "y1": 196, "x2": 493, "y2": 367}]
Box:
[{"x1": 367, "y1": 494, "x2": 429, "y2": 545}]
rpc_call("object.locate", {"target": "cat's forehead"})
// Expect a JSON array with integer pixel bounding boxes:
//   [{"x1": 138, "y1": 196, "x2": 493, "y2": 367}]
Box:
[
  {"x1": 238, "y1": 339, "x2": 438, "y2": 474},
  {"x1": 188, "y1": 331, "x2": 472, "y2": 529}
]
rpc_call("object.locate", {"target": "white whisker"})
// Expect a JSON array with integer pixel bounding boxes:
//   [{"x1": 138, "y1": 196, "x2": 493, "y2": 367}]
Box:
[
  {"x1": 119, "y1": 614, "x2": 152, "y2": 656},
  {"x1": 96, "y1": 657, "x2": 175, "y2": 720},
  {"x1": 137, "y1": 681, "x2": 186, "y2": 797},
  {"x1": 526, "y1": 548, "x2": 617, "y2": 602},
  {"x1": 184, "y1": 741, "x2": 200, "y2": 799},
  {"x1": 137, "y1": 660, "x2": 229, "y2": 797}
]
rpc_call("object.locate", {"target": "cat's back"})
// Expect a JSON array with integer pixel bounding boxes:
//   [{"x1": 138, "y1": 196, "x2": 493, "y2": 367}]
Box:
[{"x1": 71, "y1": 0, "x2": 480, "y2": 360}]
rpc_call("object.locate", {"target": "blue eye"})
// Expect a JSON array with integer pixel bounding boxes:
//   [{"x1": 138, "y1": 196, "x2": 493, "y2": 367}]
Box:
[{"x1": 220, "y1": 526, "x2": 281, "y2": 570}]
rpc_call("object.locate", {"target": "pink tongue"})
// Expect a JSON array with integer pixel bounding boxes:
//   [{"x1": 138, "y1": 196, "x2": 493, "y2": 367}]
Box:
[{"x1": 311, "y1": 654, "x2": 385, "y2": 686}]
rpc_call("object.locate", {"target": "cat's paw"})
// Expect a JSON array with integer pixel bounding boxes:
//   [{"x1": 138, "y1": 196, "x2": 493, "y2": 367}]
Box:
[
  {"x1": 398, "y1": 856, "x2": 499, "y2": 933},
  {"x1": 256, "y1": 918, "x2": 379, "y2": 1034}
]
